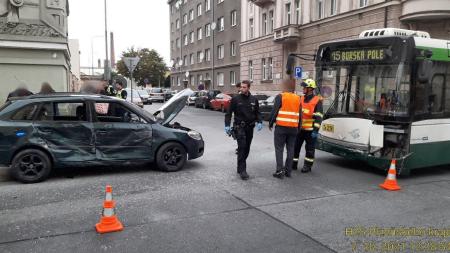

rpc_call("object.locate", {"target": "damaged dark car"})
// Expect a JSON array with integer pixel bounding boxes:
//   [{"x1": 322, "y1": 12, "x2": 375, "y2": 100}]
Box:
[{"x1": 0, "y1": 89, "x2": 204, "y2": 183}]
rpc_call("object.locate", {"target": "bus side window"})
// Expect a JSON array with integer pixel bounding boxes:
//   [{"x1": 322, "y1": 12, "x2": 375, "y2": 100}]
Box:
[
  {"x1": 414, "y1": 81, "x2": 427, "y2": 115},
  {"x1": 430, "y1": 74, "x2": 445, "y2": 113}
]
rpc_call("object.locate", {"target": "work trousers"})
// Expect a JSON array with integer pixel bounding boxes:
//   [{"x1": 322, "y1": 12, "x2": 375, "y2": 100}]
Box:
[
  {"x1": 274, "y1": 125, "x2": 298, "y2": 173},
  {"x1": 235, "y1": 125, "x2": 254, "y2": 173},
  {"x1": 293, "y1": 130, "x2": 316, "y2": 169}
]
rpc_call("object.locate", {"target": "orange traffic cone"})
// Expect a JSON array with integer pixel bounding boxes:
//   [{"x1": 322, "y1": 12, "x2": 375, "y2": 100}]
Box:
[
  {"x1": 379, "y1": 159, "x2": 401, "y2": 191},
  {"x1": 95, "y1": 185, "x2": 124, "y2": 233}
]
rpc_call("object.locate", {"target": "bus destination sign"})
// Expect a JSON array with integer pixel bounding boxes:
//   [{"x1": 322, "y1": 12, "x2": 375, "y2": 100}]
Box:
[{"x1": 330, "y1": 48, "x2": 386, "y2": 62}]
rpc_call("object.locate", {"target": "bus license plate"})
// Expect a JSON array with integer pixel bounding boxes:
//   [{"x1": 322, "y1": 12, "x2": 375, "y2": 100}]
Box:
[{"x1": 322, "y1": 123, "x2": 334, "y2": 133}]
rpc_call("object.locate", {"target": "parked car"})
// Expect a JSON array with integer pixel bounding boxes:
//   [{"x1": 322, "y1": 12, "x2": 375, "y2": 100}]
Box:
[
  {"x1": 124, "y1": 88, "x2": 144, "y2": 108},
  {"x1": 186, "y1": 91, "x2": 199, "y2": 106},
  {"x1": 149, "y1": 88, "x2": 165, "y2": 102},
  {"x1": 195, "y1": 90, "x2": 221, "y2": 109},
  {"x1": 259, "y1": 95, "x2": 276, "y2": 121},
  {"x1": 137, "y1": 90, "x2": 151, "y2": 105},
  {"x1": 0, "y1": 90, "x2": 204, "y2": 183},
  {"x1": 163, "y1": 89, "x2": 177, "y2": 101},
  {"x1": 254, "y1": 94, "x2": 269, "y2": 106},
  {"x1": 210, "y1": 93, "x2": 235, "y2": 112}
]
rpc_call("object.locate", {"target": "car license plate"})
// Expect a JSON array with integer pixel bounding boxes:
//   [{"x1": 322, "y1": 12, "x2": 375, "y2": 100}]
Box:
[{"x1": 322, "y1": 123, "x2": 334, "y2": 133}]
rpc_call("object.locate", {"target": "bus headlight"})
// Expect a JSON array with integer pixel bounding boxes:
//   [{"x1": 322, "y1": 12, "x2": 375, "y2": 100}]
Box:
[{"x1": 188, "y1": 131, "x2": 202, "y2": 140}]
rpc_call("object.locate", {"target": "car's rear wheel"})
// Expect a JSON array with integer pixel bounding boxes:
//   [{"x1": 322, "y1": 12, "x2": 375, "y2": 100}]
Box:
[
  {"x1": 11, "y1": 149, "x2": 52, "y2": 183},
  {"x1": 156, "y1": 142, "x2": 187, "y2": 172}
]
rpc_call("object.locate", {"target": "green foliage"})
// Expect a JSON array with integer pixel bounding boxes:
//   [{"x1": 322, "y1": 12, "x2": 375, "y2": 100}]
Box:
[{"x1": 116, "y1": 47, "x2": 168, "y2": 87}]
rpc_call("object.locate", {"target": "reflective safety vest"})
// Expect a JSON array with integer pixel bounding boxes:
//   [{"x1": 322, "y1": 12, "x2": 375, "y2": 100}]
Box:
[
  {"x1": 300, "y1": 95, "x2": 320, "y2": 130},
  {"x1": 276, "y1": 92, "x2": 301, "y2": 128}
]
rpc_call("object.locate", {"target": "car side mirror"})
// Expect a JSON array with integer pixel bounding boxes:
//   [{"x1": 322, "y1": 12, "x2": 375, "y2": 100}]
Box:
[{"x1": 418, "y1": 59, "x2": 432, "y2": 83}]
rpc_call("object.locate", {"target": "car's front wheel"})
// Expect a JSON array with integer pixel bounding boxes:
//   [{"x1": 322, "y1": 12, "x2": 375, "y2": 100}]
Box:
[
  {"x1": 10, "y1": 149, "x2": 52, "y2": 183},
  {"x1": 156, "y1": 142, "x2": 187, "y2": 172}
]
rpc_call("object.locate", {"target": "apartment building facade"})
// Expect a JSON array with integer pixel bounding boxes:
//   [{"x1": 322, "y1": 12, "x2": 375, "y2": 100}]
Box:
[
  {"x1": 168, "y1": 0, "x2": 241, "y2": 92},
  {"x1": 241, "y1": 0, "x2": 450, "y2": 94}
]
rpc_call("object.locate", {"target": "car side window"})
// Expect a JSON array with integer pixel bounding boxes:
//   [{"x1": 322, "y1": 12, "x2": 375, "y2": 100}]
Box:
[
  {"x1": 35, "y1": 102, "x2": 87, "y2": 122},
  {"x1": 11, "y1": 104, "x2": 39, "y2": 121},
  {"x1": 94, "y1": 102, "x2": 147, "y2": 124}
]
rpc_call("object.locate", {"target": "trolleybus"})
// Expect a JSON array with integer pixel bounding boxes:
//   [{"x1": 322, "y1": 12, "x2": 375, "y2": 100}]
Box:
[{"x1": 310, "y1": 28, "x2": 450, "y2": 175}]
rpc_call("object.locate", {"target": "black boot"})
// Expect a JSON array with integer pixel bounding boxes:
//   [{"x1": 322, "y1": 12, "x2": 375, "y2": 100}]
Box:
[
  {"x1": 240, "y1": 171, "x2": 249, "y2": 180},
  {"x1": 292, "y1": 161, "x2": 298, "y2": 170},
  {"x1": 301, "y1": 165, "x2": 311, "y2": 173},
  {"x1": 273, "y1": 170, "x2": 284, "y2": 179}
]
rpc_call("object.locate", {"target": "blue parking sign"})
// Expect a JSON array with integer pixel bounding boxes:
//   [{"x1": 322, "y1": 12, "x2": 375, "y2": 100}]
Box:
[{"x1": 294, "y1": 67, "x2": 303, "y2": 79}]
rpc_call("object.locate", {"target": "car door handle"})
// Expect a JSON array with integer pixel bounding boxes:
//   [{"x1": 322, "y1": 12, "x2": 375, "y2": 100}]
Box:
[{"x1": 97, "y1": 130, "x2": 108, "y2": 135}]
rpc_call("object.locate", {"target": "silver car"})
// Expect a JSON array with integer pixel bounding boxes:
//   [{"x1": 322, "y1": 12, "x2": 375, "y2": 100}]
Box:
[
  {"x1": 124, "y1": 88, "x2": 144, "y2": 108},
  {"x1": 137, "y1": 90, "x2": 151, "y2": 104}
]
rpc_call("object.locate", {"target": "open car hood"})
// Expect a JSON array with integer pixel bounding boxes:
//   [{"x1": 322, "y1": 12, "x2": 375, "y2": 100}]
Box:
[{"x1": 154, "y1": 89, "x2": 194, "y2": 125}]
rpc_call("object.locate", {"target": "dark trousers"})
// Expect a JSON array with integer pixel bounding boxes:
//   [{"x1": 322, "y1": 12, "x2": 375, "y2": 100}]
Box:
[
  {"x1": 293, "y1": 130, "x2": 316, "y2": 169},
  {"x1": 274, "y1": 126, "x2": 298, "y2": 173},
  {"x1": 236, "y1": 126, "x2": 254, "y2": 173}
]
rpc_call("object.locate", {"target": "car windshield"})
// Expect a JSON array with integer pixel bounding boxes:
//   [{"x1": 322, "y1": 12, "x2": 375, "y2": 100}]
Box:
[
  {"x1": 255, "y1": 94, "x2": 269, "y2": 101},
  {"x1": 151, "y1": 88, "x2": 163, "y2": 93},
  {"x1": 127, "y1": 101, "x2": 156, "y2": 121},
  {"x1": 125, "y1": 89, "x2": 140, "y2": 97},
  {"x1": 320, "y1": 64, "x2": 410, "y2": 118}
]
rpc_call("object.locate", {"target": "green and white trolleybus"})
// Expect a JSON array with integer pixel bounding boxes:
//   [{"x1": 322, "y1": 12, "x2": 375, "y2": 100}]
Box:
[{"x1": 313, "y1": 28, "x2": 450, "y2": 175}]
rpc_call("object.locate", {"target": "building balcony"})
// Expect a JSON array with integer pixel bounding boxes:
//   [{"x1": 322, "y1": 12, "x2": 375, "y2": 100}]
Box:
[
  {"x1": 273, "y1": 25, "x2": 300, "y2": 43},
  {"x1": 249, "y1": 0, "x2": 275, "y2": 8},
  {"x1": 401, "y1": 0, "x2": 450, "y2": 21}
]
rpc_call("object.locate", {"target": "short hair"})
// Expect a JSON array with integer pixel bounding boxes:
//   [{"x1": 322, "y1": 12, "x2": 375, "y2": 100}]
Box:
[
  {"x1": 115, "y1": 80, "x2": 123, "y2": 86},
  {"x1": 235, "y1": 82, "x2": 241, "y2": 88},
  {"x1": 281, "y1": 79, "x2": 295, "y2": 92},
  {"x1": 241, "y1": 80, "x2": 251, "y2": 88}
]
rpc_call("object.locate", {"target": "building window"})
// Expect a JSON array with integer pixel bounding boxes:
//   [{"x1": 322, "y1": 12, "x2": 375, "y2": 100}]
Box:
[
  {"x1": 268, "y1": 57, "x2": 273, "y2": 80},
  {"x1": 269, "y1": 10, "x2": 274, "y2": 33},
  {"x1": 285, "y1": 3, "x2": 291, "y2": 25},
  {"x1": 198, "y1": 74, "x2": 203, "y2": 84},
  {"x1": 231, "y1": 10, "x2": 237, "y2": 27},
  {"x1": 176, "y1": 57, "x2": 180, "y2": 67},
  {"x1": 197, "y1": 51, "x2": 204, "y2": 63},
  {"x1": 183, "y1": 14, "x2": 188, "y2": 25},
  {"x1": 176, "y1": 38, "x2": 180, "y2": 48},
  {"x1": 171, "y1": 5, "x2": 174, "y2": 14},
  {"x1": 262, "y1": 58, "x2": 267, "y2": 80},
  {"x1": 197, "y1": 3, "x2": 202, "y2": 16},
  {"x1": 218, "y1": 0, "x2": 224, "y2": 3},
  {"x1": 189, "y1": 10, "x2": 194, "y2": 21},
  {"x1": 183, "y1": 55, "x2": 187, "y2": 66},
  {"x1": 171, "y1": 40, "x2": 174, "y2": 50},
  {"x1": 359, "y1": 0, "x2": 368, "y2": 7},
  {"x1": 205, "y1": 23, "x2": 211, "y2": 37},
  {"x1": 183, "y1": 34, "x2": 188, "y2": 45},
  {"x1": 205, "y1": 48, "x2": 211, "y2": 61},
  {"x1": 295, "y1": 0, "x2": 301, "y2": 24},
  {"x1": 249, "y1": 18, "x2": 254, "y2": 39},
  {"x1": 318, "y1": 0, "x2": 324, "y2": 19},
  {"x1": 190, "y1": 53, "x2": 195, "y2": 65},
  {"x1": 261, "y1": 13, "x2": 267, "y2": 36},
  {"x1": 190, "y1": 75, "x2": 195, "y2": 86},
  {"x1": 248, "y1": 60, "x2": 253, "y2": 81},
  {"x1": 176, "y1": 19, "x2": 180, "y2": 29},
  {"x1": 218, "y1": 17, "x2": 224, "y2": 31},
  {"x1": 217, "y1": 72, "x2": 224, "y2": 87},
  {"x1": 190, "y1": 31, "x2": 195, "y2": 43},
  {"x1": 177, "y1": 76, "x2": 180, "y2": 86},
  {"x1": 330, "y1": 0, "x2": 337, "y2": 15},
  {"x1": 217, "y1": 44, "x2": 224, "y2": 59},
  {"x1": 205, "y1": 0, "x2": 210, "y2": 11},
  {"x1": 230, "y1": 71, "x2": 236, "y2": 86},
  {"x1": 197, "y1": 27, "x2": 203, "y2": 40},
  {"x1": 230, "y1": 41, "x2": 236, "y2": 56},
  {"x1": 205, "y1": 72, "x2": 210, "y2": 80},
  {"x1": 171, "y1": 23, "x2": 174, "y2": 33},
  {"x1": 249, "y1": 2, "x2": 253, "y2": 14}
]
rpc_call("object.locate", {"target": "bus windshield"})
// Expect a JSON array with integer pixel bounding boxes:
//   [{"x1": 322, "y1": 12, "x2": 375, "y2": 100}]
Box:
[{"x1": 320, "y1": 64, "x2": 410, "y2": 118}]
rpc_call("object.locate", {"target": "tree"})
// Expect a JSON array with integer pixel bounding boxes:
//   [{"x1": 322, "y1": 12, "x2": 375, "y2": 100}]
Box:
[{"x1": 117, "y1": 47, "x2": 168, "y2": 87}]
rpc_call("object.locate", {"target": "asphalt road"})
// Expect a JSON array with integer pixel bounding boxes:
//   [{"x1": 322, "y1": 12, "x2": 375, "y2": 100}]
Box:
[{"x1": 0, "y1": 102, "x2": 449, "y2": 253}]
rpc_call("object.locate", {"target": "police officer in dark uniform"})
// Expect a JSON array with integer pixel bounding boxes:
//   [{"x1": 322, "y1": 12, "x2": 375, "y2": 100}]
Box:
[{"x1": 225, "y1": 80, "x2": 263, "y2": 180}]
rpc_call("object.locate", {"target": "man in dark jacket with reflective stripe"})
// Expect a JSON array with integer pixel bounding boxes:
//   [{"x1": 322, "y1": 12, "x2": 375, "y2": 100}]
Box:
[{"x1": 225, "y1": 80, "x2": 263, "y2": 180}]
